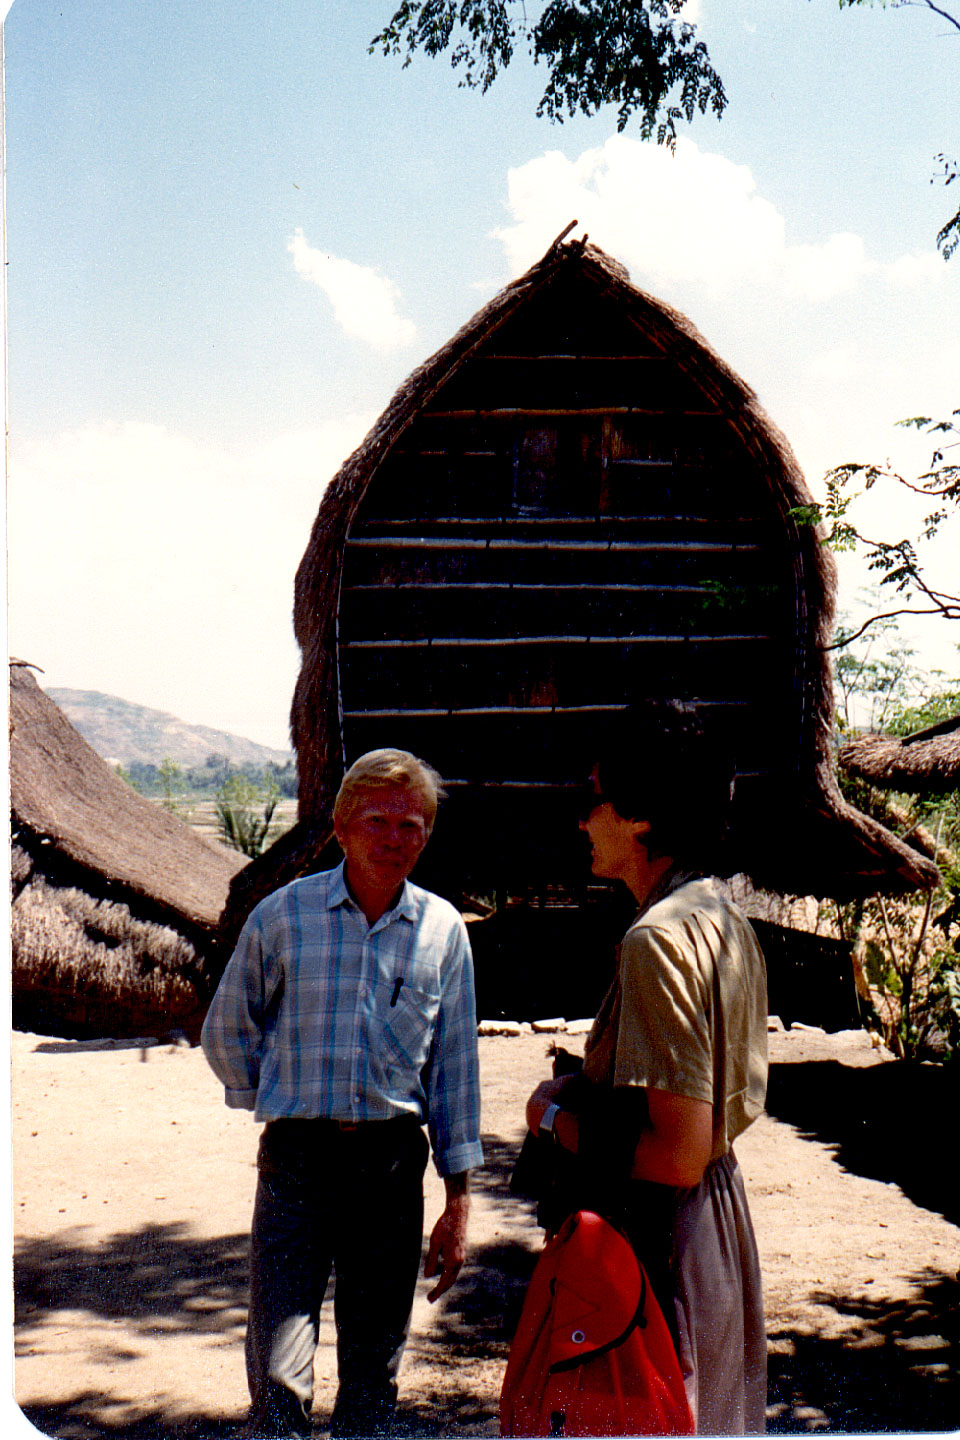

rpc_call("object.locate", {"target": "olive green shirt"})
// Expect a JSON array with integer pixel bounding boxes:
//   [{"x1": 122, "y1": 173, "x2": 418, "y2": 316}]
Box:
[{"x1": 582, "y1": 876, "x2": 768, "y2": 1161}]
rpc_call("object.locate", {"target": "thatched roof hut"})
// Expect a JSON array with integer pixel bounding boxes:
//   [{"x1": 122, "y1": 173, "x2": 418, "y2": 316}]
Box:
[
  {"x1": 9, "y1": 661, "x2": 246, "y2": 1040},
  {"x1": 222, "y1": 233, "x2": 937, "y2": 940},
  {"x1": 839, "y1": 716, "x2": 960, "y2": 797}
]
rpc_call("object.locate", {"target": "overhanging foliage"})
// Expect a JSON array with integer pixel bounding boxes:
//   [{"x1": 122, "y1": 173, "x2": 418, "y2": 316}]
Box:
[{"x1": 370, "y1": 1, "x2": 726, "y2": 141}]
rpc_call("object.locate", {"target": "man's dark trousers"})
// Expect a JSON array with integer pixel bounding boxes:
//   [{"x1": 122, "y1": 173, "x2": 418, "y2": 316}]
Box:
[{"x1": 246, "y1": 1116, "x2": 429, "y2": 1437}]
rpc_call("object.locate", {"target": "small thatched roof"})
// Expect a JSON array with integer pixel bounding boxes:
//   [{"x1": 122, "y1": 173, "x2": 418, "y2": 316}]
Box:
[
  {"x1": 839, "y1": 716, "x2": 960, "y2": 797},
  {"x1": 9, "y1": 662, "x2": 245, "y2": 937},
  {"x1": 223, "y1": 236, "x2": 937, "y2": 934},
  {"x1": 10, "y1": 662, "x2": 249, "y2": 1039}
]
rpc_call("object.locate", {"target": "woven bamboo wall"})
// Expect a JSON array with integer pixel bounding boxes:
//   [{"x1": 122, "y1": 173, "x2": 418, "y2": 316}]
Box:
[{"x1": 335, "y1": 265, "x2": 802, "y2": 893}]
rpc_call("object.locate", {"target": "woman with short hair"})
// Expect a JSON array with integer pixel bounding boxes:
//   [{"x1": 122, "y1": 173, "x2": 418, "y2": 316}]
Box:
[{"x1": 524, "y1": 702, "x2": 768, "y2": 1434}]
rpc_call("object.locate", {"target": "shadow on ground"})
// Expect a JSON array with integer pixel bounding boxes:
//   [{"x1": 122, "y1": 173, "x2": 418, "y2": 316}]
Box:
[
  {"x1": 13, "y1": 1137, "x2": 537, "y2": 1440},
  {"x1": 766, "y1": 1057, "x2": 960, "y2": 1224},
  {"x1": 15, "y1": 1223, "x2": 250, "y2": 1341},
  {"x1": 766, "y1": 1269, "x2": 959, "y2": 1434},
  {"x1": 14, "y1": 1397, "x2": 239, "y2": 1440},
  {"x1": 15, "y1": 1123, "x2": 959, "y2": 1436}
]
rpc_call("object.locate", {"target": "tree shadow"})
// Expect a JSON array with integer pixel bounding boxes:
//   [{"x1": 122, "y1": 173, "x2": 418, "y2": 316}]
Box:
[
  {"x1": 473, "y1": 1131, "x2": 530, "y2": 1201},
  {"x1": 15, "y1": 1223, "x2": 250, "y2": 1342},
  {"x1": 12, "y1": 1186, "x2": 536, "y2": 1439},
  {"x1": 766, "y1": 1269, "x2": 959, "y2": 1434},
  {"x1": 14, "y1": 1396, "x2": 239, "y2": 1440},
  {"x1": 14, "y1": 1125, "x2": 959, "y2": 1438},
  {"x1": 766, "y1": 1058, "x2": 960, "y2": 1224},
  {"x1": 386, "y1": 1135, "x2": 541, "y2": 1436},
  {"x1": 14, "y1": 1223, "x2": 253, "y2": 1434}
]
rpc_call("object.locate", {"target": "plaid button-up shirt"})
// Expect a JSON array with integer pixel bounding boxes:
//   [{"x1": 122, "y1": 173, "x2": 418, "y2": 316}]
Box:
[{"x1": 201, "y1": 862, "x2": 483, "y2": 1177}]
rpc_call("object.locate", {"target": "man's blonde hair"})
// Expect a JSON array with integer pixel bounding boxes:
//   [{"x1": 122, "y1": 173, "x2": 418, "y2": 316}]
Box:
[{"x1": 333, "y1": 749, "x2": 446, "y2": 835}]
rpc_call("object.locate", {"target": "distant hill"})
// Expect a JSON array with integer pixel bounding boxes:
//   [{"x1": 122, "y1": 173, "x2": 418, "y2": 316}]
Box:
[{"x1": 45, "y1": 689, "x2": 294, "y2": 770}]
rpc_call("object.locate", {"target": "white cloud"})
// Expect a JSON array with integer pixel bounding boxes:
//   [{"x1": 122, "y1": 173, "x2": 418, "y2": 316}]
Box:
[
  {"x1": 803, "y1": 345, "x2": 866, "y2": 385},
  {"x1": 884, "y1": 251, "x2": 945, "y2": 288},
  {"x1": 496, "y1": 136, "x2": 793, "y2": 291},
  {"x1": 493, "y1": 134, "x2": 948, "y2": 303},
  {"x1": 288, "y1": 230, "x2": 417, "y2": 351},
  {"x1": 781, "y1": 232, "x2": 873, "y2": 301},
  {"x1": 6, "y1": 415, "x2": 373, "y2": 749}
]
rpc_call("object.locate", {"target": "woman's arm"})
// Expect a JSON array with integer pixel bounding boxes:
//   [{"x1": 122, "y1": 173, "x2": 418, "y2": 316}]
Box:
[
  {"x1": 526, "y1": 1081, "x2": 713, "y2": 1189},
  {"x1": 629, "y1": 1088, "x2": 712, "y2": 1187}
]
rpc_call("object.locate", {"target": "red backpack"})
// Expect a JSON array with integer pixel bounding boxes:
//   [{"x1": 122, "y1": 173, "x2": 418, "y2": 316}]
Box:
[{"x1": 500, "y1": 1210, "x2": 694, "y2": 1437}]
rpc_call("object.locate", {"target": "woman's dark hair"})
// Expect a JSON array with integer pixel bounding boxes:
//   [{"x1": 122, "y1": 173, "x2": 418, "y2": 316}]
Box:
[{"x1": 593, "y1": 700, "x2": 735, "y2": 872}]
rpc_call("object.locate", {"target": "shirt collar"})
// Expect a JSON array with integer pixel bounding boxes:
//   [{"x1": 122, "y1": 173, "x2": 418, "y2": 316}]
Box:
[
  {"x1": 635, "y1": 864, "x2": 701, "y2": 921},
  {"x1": 327, "y1": 860, "x2": 418, "y2": 924},
  {"x1": 327, "y1": 861, "x2": 353, "y2": 910}
]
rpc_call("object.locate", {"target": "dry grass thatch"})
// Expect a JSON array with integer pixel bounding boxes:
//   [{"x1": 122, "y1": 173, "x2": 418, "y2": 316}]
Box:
[
  {"x1": 10, "y1": 856, "x2": 205, "y2": 1039},
  {"x1": 839, "y1": 717, "x2": 960, "y2": 797},
  {"x1": 222, "y1": 237, "x2": 938, "y2": 936},
  {"x1": 10, "y1": 661, "x2": 245, "y2": 931},
  {"x1": 10, "y1": 662, "x2": 248, "y2": 1038}
]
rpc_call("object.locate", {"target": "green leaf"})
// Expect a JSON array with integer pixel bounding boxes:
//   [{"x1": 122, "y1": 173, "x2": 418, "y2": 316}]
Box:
[{"x1": 864, "y1": 939, "x2": 888, "y2": 989}]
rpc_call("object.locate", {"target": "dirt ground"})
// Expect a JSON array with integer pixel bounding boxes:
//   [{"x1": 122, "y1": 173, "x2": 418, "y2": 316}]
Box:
[{"x1": 8, "y1": 1021, "x2": 960, "y2": 1438}]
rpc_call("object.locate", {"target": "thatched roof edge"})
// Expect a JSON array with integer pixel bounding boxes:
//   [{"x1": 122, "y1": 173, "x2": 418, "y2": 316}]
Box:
[
  {"x1": 839, "y1": 721, "x2": 960, "y2": 797},
  {"x1": 9, "y1": 662, "x2": 246, "y2": 933}
]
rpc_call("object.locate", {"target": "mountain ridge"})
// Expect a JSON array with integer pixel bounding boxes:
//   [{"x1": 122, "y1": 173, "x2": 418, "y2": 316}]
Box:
[{"x1": 45, "y1": 688, "x2": 294, "y2": 769}]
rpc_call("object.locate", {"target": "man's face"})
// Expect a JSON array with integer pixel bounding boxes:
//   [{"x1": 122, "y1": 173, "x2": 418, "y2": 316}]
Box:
[{"x1": 334, "y1": 784, "x2": 430, "y2": 902}]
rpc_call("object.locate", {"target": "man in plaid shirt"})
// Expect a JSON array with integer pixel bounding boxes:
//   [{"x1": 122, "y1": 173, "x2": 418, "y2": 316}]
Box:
[{"x1": 202, "y1": 749, "x2": 483, "y2": 1438}]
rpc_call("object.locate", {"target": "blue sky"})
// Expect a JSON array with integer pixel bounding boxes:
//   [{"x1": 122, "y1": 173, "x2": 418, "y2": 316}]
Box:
[{"x1": 4, "y1": 0, "x2": 959, "y2": 750}]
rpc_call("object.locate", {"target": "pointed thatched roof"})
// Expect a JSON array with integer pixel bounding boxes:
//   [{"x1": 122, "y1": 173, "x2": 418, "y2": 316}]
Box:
[
  {"x1": 223, "y1": 236, "x2": 938, "y2": 938},
  {"x1": 10, "y1": 661, "x2": 246, "y2": 932},
  {"x1": 839, "y1": 716, "x2": 960, "y2": 797},
  {"x1": 290, "y1": 237, "x2": 834, "y2": 822}
]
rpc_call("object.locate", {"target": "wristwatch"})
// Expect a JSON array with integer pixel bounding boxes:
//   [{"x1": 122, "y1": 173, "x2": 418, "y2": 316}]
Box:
[{"x1": 539, "y1": 1102, "x2": 561, "y2": 1138}]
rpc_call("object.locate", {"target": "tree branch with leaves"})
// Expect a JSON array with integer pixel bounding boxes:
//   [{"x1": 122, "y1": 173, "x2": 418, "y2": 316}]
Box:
[
  {"x1": 791, "y1": 409, "x2": 960, "y2": 650},
  {"x1": 371, "y1": 0, "x2": 958, "y2": 255},
  {"x1": 370, "y1": 1, "x2": 726, "y2": 144}
]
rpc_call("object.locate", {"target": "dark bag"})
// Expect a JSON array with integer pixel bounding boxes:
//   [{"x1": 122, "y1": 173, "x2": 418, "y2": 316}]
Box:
[
  {"x1": 510, "y1": 1054, "x2": 650, "y2": 1234},
  {"x1": 510, "y1": 1066, "x2": 591, "y2": 1232},
  {"x1": 500, "y1": 1210, "x2": 694, "y2": 1438}
]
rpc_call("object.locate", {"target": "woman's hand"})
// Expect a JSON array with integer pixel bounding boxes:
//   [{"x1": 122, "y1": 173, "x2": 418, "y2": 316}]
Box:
[{"x1": 525, "y1": 1077, "x2": 570, "y2": 1135}]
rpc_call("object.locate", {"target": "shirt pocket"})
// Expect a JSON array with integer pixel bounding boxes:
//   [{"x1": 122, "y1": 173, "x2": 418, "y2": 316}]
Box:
[{"x1": 379, "y1": 980, "x2": 439, "y2": 1074}]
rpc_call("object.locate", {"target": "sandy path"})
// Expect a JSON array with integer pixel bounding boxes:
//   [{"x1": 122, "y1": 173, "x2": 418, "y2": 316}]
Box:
[{"x1": 9, "y1": 1025, "x2": 959, "y2": 1437}]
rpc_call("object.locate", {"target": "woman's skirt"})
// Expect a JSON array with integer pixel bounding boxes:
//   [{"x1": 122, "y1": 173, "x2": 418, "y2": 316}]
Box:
[
  {"x1": 670, "y1": 1149, "x2": 766, "y2": 1434},
  {"x1": 625, "y1": 1149, "x2": 766, "y2": 1435}
]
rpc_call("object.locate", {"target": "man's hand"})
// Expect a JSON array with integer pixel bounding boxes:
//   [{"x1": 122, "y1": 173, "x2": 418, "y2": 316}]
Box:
[{"x1": 424, "y1": 1174, "x2": 469, "y2": 1303}]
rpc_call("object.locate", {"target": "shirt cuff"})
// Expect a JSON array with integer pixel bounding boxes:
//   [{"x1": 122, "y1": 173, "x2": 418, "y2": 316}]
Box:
[
  {"x1": 224, "y1": 1086, "x2": 257, "y2": 1110},
  {"x1": 433, "y1": 1140, "x2": 484, "y2": 1177}
]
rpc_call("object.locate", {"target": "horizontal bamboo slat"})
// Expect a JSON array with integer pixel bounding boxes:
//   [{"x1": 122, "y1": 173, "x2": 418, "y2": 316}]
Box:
[
  {"x1": 340, "y1": 704, "x2": 781, "y2": 785},
  {"x1": 346, "y1": 536, "x2": 762, "y2": 554},
  {"x1": 341, "y1": 632, "x2": 774, "y2": 649},
  {"x1": 342, "y1": 699, "x2": 752, "y2": 718},
  {"x1": 342, "y1": 581, "x2": 718, "y2": 593},
  {"x1": 350, "y1": 514, "x2": 756, "y2": 530},
  {"x1": 430, "y1": 354, "x2": 718, "y2": 414},
  {"x1": 423, "y1": 406, "x2": 719, "y2": 419}
]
